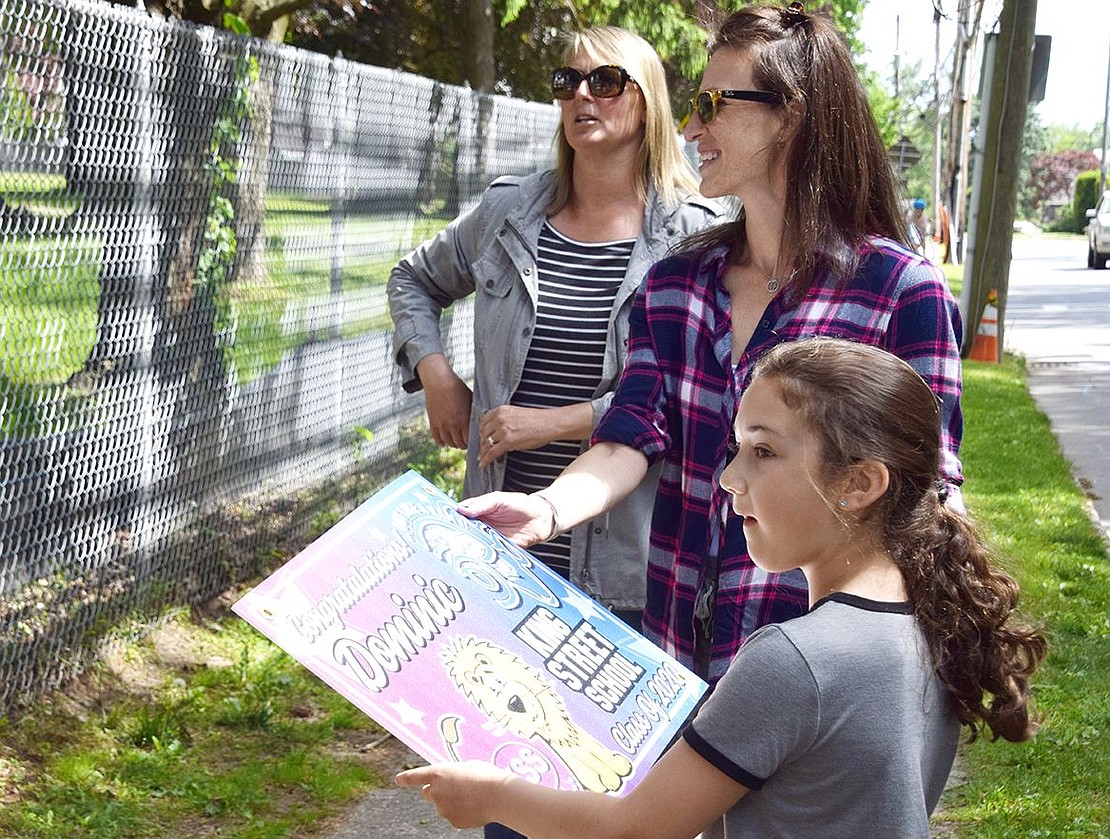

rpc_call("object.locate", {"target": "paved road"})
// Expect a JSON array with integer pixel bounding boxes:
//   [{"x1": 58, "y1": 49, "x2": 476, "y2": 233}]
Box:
[
  {"x1": 1004, "y1": 233, "x2": 1110, "y2": 542},
  {"x1": 321, "y1": 232, "x2": 1110, "y2": 839}
]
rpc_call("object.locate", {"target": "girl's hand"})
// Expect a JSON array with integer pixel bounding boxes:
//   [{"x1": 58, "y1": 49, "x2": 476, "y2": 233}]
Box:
[{"x1": 395, "y1": 762, "x2": 509, "y2": 829}]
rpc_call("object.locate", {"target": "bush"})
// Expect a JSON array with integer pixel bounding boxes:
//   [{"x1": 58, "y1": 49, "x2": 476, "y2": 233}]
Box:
[
  {"x1": 1073, "y1": 170, "x2": 1103, "y2": 230},
  {"x1": 1047, "y1": 204, "x2": 1079, "y2": 234}
]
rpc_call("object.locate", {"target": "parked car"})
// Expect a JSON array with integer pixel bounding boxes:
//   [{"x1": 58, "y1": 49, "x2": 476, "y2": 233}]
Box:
[{"x1": 1087, "y1": 189, "x2": 1110, "y2": 269}]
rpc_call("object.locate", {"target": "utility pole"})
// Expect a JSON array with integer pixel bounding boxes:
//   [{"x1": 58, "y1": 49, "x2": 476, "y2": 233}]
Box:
[
  {"x1": 1100, "y1": 34, "x2": 1110, "y2": 198},
  {"x1": 944, "y1": 0, "x2": 986, "y2": 264},
  {"x1": 894, "y1": 15, "x2": 902, "y2": 122},
  {"x1": 960, "y1": 0, "x2": 1038, "y2": 360},
  {"x1": 932, "y1": 5, "x2": 943, "y2": 241}
]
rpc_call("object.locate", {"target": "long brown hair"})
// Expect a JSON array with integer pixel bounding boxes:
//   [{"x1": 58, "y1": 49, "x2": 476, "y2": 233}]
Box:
[
  {"x1": 684, "y1": 5, "x2": 913, "y2": 289},
  {"x1": 752, "y1": 338, "x2": 1047, "y2": 742},
  {"x1": 548, "y1": 26, "x2": 700, "y2": 214}
]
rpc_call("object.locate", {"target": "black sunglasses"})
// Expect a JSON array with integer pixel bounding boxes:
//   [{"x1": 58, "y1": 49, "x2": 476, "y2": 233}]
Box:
[
  {"x1": 551, "y1": 65, "x2": 636, "y2": 100},
  {"x1": 680, "y1": 88, "x2": 786, "y2": 130}
]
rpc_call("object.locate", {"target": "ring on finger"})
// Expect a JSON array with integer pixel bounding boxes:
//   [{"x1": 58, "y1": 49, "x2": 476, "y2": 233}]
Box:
[{"x1": 487, "y1": 435, "x2": 496, "y2": 447}]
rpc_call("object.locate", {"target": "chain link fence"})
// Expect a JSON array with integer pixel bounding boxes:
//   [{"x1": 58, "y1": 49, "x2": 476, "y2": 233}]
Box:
[{"x1": 0, "y1": 0, "x2": 559, "y2": 714}]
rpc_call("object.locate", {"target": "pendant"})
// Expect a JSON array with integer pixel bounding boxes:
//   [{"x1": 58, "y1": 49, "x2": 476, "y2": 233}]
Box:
[{"x1": 766, "y1": 277, "x2": 781, "y2": 294}]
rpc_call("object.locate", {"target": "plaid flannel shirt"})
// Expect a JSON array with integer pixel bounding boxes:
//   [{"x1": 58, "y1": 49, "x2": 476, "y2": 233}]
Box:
[{"x1": 593, "y1": 238, "x2": 964, "y2": 683}]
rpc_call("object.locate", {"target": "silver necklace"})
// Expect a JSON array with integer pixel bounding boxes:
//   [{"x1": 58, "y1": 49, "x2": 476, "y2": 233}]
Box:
[{"x1": 764, "y1": 265, "x2": 801, "y2": 294}]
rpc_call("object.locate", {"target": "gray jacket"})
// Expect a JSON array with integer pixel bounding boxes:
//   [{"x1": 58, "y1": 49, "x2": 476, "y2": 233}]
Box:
[{"x1": 388, "y1": 169, "x2": 722, "y2": 610}]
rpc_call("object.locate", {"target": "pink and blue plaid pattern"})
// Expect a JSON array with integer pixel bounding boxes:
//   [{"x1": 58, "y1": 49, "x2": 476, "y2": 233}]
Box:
[{"x1": 593, "y1": 238, "x2": 964, "y2": 683}]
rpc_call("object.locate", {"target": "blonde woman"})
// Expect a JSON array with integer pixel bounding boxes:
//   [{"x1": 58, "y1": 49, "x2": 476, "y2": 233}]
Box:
[{"x1": 389, "y1": 27, "x2": 719, "y2": 636}]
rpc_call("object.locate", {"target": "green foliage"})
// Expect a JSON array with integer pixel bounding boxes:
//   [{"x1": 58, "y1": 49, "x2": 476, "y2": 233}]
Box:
[
  {"x1": 872, "y1": 54, "x2": 938, "y2": 200},
  {"x1": 198, "y1": 54, "x2": 259, "y2": 294},
  {"x1": 1073, "y1": 170, "x2": 1103, "y2": 226},
  {"x1": 1046, "y1": 203, "x2": 1080, "y2": 234},
  {"x1": 214, "y1": 648, "x2": 292, "y2": 730},
  {"x1": 222, "y1": 11, "x2": 250, "y2": 36},
  {"x1": 861, "y1": 66, "x2": 899, "y2": 148},
  {"x1": 291, "y1": 0, "x2": 872, "y2": 109},
  {"x1": 402, "y1": 419, "x2": 465, "y2": 499},
  {"x1": 126, "y1": 688, "x2": 198, "y2": 750},
  {"x1": 1015, "y1": 108, "x2": 1048, "y2": 220},
  {"x1": 569, "y1": 0, "x2": 711, "y2": 81},
  {"x1": 1044, "y1": 122, "x2": 1102, "y2": 154},
  {"x1": 822, "y1": 0, "x2": 867, "y2": 54}
]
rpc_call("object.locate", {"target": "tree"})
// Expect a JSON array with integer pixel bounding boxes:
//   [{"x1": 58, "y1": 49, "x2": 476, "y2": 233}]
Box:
[
  {"x1": 1021, "y1": 149, "x2": 1098, "y2": 224},
  {"x1": 1045, "y1": 122, "x2": 1103, "y2": 153},
  {"x1": 943, "y1": 0, "x2": 987, "y2": 262},
  {"x1": 135, "y1": 0, "x2": 346, "y2": 41},
  {"x1": 290, "y1": 0, "x2": 872, "y2": 113},
  {"x1": 878, "y1": 56, "x2": 936, "y2": 200},
  {"x1": 962, "y1": 0, "x2": 1037, "y2": 360},
  {"x1": 462, "y1": 0, "x2": 495, "y2": 92},
  {"x1": 78, "y1": 0, "x2": 329, "y2": 379}
]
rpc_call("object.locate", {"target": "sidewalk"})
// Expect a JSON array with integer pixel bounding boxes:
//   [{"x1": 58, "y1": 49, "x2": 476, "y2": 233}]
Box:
[
  {"x1": 322, "y1": 235, "x2": 1110, "y2": 839},
  {"x1": 1003, "y1": 235, "x2": 1110, "y2": 544},
  {"x1": 322, "y1": 742, "x2": 481, "y2": 839}
]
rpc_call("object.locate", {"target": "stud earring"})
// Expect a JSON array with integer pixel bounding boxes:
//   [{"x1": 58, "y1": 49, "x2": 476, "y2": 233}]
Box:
[{"x1": 838, "y1": 499, "x2": 848, "y2": 508}]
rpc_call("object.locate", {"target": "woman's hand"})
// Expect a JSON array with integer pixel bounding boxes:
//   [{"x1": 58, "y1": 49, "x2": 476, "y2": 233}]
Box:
[
  {"x1": 416, "y1": 354, "x2": 472, "y2": 449},
  {"x1": 463, "y1": 442, "x2": 649, "y2": 546},
  {"x1": 458, "y1": 491, "x2": 556, "y2": 547},
  {"x1": 478, "y1": 403, "x2": 594, "y2": 468},
  {"x1": 396, "y1": 762, "x2": 509, "y2": 829}
]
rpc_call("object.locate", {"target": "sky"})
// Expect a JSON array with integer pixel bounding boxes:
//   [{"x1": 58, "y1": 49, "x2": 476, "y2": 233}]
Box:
[{"x1": 857, "y1": 0, "x2": 1110, "y2": 131}]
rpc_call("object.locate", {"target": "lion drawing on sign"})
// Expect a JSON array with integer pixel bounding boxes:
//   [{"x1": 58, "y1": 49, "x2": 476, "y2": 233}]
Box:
[{"x1": 443, "y1": 636, "x2": 633, "y2": 793}]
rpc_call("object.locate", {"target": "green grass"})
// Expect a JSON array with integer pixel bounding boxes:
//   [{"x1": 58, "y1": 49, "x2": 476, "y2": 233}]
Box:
[
  {"x1": 0, "y1": 204, "x2": 449, "y2": 400},
  {"x1": 0, "y1": 171, "x2": 67, "y2": 194},
  {"x1": 0, "y1": 610, "x2": 384, "y2": 839},
  {"x1": 940, "y1": 261, "x2": 963, "y2": 300},
  {"x1": 0, "y1": 236, "x2": 101, "y2": 386},
  {"x1": 932, "y1": 356, "x2": 1110, "y2": 838}
]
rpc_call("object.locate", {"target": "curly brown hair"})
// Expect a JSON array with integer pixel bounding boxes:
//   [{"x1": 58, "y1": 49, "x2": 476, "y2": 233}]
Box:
[{"x1": 752, "y1": 337, "x2": 1047, "y2": 742}]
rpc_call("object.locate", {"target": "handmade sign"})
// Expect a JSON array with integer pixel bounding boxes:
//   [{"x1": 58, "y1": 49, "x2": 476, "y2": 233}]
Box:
[{"x1": 233, "y1": 470, "x2": 707, "y2": 795}]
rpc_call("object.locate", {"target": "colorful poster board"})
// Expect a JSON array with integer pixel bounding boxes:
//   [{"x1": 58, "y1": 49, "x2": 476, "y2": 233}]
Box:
[{"x1": 233, "y1": 470, "x2": 707, "y2": 795}]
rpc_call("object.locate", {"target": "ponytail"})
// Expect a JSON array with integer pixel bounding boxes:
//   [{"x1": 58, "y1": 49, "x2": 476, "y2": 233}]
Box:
[{"x1": 893, "y1": 498, "x2": 1047, "y2": 742}]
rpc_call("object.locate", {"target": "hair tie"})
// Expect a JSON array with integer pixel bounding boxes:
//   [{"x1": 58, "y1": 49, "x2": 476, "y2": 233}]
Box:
[
  {"x1": 936, "y1": 479, "x2": 949, "y2": 506},
  {"x1": 780, "y1": 1, "x2": 807, "y2": 28}
]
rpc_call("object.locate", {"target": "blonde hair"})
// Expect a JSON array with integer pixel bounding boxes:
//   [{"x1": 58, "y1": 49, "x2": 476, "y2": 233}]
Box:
[{"x1": 548, "y1": 26, "x2": 699, "y2": 214}]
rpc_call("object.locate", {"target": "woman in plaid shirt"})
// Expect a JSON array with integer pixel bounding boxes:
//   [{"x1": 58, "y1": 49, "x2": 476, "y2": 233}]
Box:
[{"x1": 461, "y1": 3, "x2": 963, "y2": 685}]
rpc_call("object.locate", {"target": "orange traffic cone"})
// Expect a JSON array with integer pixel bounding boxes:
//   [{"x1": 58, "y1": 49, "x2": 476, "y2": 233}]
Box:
[{"x1": 968, "y1": 290, "x2": 999, "y2": 363}]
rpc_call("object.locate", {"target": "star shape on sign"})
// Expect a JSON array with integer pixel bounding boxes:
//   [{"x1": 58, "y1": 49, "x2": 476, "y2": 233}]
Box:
[
  {"x1": 563, "y1": 588, "x2": 610, "y2": 624},
  {"x1": 390, "y1": 697, "x2": 426, "y2": 729}
]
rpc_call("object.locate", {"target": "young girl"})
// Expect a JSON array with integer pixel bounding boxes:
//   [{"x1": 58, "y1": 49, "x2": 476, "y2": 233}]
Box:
[{"x1": 397, "y1": 338, "x2": 1046, "y2": 839}]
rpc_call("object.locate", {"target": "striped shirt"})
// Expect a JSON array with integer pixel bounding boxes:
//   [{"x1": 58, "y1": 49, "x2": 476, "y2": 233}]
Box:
[
  {"x1": 503, "y1": 222, "x2": 635, "y2": 577},
  {"x1": 593, "y1": 238, "x2": 964, "y2": 683}
]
